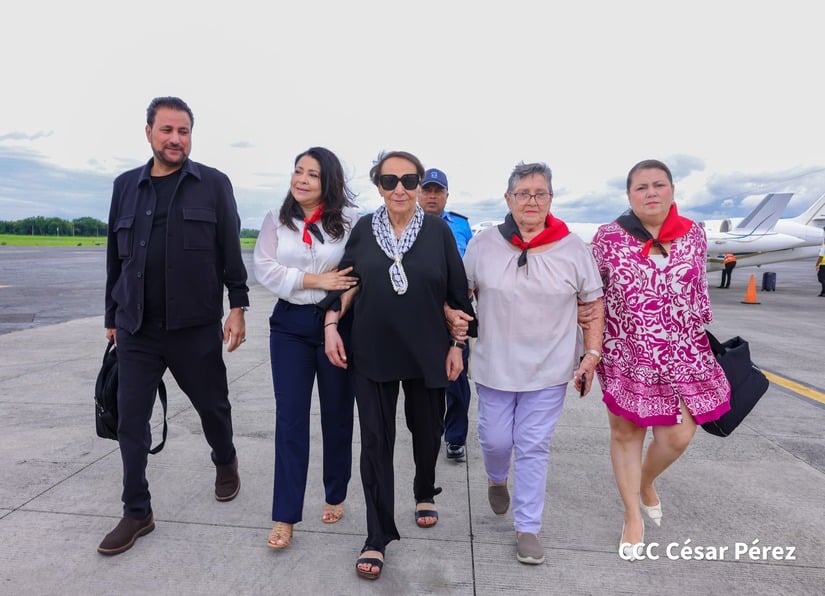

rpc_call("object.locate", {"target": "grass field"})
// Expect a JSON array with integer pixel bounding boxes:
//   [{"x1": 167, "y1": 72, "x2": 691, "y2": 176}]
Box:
[
  {"x1": 0, "y1": 234, "x2": 107, "y2": 247},
  {"x1": 0, "y1": 234, "x2": 257, "y2": 249}
]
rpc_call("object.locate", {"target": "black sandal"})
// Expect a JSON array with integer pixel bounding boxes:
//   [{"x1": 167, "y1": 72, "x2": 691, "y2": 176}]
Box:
[
  {"x1": 415, "y1": 497, "x2": 439, "y2": 528},
  {"x1": 355, "y1": 544, "x2": 384, "y2": 580}
]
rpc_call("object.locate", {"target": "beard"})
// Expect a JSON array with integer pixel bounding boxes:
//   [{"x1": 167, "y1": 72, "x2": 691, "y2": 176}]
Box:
[{"x1": 152, "y1": 144, "x2": 188, "y2": 170}]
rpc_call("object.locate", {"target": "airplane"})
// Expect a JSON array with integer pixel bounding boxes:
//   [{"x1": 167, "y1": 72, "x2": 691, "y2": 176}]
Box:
[
  {"x1": 703, "y1": 192, "x2": 825, "y2": 271},
  {"x1": 468, "y1": 191, "x2": 825, "y2": 272}
]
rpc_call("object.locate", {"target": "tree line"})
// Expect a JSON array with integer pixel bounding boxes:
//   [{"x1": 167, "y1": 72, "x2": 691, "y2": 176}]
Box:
[
  {"x1": 0, "y1": 216, "x2": 107, "y2": 236},
  {"x1": 0, "y1": 216, "x2": 259, "y2": 238}
]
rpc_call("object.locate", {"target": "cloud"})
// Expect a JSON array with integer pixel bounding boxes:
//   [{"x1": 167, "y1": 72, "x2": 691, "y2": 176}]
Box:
[
  {"x1": 0, "y1": 147, "x2": 112, "y2": 220},
  {"x1": 0, "y1": 130, "x2": 54, "y2": 142},
  {"x1": 3, "y1": 145, "x2": 825, "y2": 231}
]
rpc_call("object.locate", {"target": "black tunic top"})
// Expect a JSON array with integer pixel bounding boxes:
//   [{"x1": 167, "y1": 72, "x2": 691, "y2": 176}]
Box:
[{"x1": 339, "y1": 213, "x2": 476, "y2": 388}]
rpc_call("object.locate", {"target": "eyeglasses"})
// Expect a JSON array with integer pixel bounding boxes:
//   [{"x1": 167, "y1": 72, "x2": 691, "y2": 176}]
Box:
[
  {"x1": 379, "y1": 173, "x2": 420, "y2": 191},
  {"x1": 510, "y1": 191, "x2": 552, "y2": 204}
]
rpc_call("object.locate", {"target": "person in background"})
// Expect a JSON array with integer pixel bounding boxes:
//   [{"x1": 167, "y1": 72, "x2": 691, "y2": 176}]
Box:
[
  {"x1": 816, "y1": 241, "x2": 825, "y2": 296},
  {"x1": 253, "y1": 147, "x2": 360, "y2": 550},
  {"x1": 463, "y1": 161, "x2": 604, "y2": 565},
  {"x1": 100, "y1": 96, "x2": 248, "y2": 555},
  {"x1": 323, "y1": 150, "x2": 476, "y2": 580},
  {"x1": 590, "y1": 159, "x2": 730, "y2": 561},
  {"x1": 418, "y1": 167, "x2": 473, "y2": 463},
  {"x1": 719, "y1": 252, "x2": 736, "y2": 288}
]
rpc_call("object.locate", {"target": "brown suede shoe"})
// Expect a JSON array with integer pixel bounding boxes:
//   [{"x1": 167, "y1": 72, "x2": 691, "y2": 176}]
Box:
[
  {"x1": 488, "y1": 481, "x2": 510, "y2": 515},
  {"x1": 215, "y1": 456, "x2": 240, "y2": 501},
  {"x1": 97, "y1": 513, "x2": 155, "y2": 555}
]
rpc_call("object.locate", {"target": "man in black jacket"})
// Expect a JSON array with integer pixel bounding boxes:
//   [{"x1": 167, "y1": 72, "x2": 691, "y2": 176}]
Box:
[{"x1": 99, "y1": 96, "x2": 249, "y2": 555}]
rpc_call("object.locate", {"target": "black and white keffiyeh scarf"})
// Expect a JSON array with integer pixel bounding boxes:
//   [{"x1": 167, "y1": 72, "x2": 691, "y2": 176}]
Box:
[{"x1": 371, "y1": 204, "x2": 424, "y2": 295}]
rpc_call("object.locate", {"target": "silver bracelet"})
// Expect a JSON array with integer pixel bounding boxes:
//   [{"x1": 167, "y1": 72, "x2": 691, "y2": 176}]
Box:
[{"x1": 583, "y1": 349, "x2": 602, "y2": 362}]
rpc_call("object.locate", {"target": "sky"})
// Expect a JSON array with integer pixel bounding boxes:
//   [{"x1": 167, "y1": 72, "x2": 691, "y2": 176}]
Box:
[{"x1": 2, "y1": 0, "x2": 825, "y2": 231}]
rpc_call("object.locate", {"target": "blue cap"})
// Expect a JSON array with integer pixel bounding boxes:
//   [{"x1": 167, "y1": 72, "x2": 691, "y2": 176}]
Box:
[{"x1": 423, "y1": 168, "x2": 448, "y2": 190}]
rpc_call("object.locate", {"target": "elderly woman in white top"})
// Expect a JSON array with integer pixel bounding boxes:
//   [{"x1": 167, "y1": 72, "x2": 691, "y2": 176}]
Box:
[
  {"x1": 463, "y1": 161, "x2": 604, "y2": 565},
  {"x1": 253, "y1": 147, "x2": 360, "y2": 550}
]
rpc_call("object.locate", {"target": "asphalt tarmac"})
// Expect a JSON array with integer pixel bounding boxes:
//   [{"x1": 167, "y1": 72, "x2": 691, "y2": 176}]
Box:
[{"x1": 1, "y1": 247, "x2": 824, "y2": 595}]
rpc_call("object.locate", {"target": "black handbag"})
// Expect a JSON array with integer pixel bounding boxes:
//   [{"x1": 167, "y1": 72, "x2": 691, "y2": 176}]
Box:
[
  {"x1": 94, "y1": 340, "x2": 169, "y2": 454},
  {"x1": 701, "y1": 330, "x2": 769, "y2": 437}
]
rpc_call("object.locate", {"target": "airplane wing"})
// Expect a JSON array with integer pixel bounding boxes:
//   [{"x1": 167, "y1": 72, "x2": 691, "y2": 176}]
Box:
[{"x1": 729, "y1": 192, "x2": 792, "y2": 235}]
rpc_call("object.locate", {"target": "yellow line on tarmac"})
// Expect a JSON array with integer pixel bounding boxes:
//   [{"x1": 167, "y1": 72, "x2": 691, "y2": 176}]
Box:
[{"x1": 763, "y1": 370, "x2": 825, "y2": 405}]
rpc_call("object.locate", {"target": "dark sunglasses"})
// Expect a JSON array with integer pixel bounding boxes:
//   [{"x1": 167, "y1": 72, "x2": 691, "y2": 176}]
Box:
[{"x1": 378, "y1": 173, "x2": 420, "y2": 191}]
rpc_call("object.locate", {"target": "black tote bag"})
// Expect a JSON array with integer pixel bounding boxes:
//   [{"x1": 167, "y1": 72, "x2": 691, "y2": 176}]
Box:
[{"x1": 701, "y1": 330, "x2": 769, "y2": 437}]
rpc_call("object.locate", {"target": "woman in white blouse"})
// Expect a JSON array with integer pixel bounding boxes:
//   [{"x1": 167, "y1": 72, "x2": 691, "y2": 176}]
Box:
[{"x1": 253, "y1": 147, "x2": 360, "y2": 550}]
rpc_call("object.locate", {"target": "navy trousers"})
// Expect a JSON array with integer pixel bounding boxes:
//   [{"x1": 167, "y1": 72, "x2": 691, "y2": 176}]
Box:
[
  {"x1": 116, "y1": 320, "x2": 236, "y2": 519},
  {"x1": 269, "y1": 301, "x2": 354, "y2": 523},
  {"x1": 443, "y1": 344, "x2": 471, "y2": 446},
  {"x1": 353, "y1": 372, "x2": 445, "y2": 550}
]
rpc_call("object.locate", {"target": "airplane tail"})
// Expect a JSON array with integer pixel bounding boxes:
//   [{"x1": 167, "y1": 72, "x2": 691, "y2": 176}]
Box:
[
  {"x1": 790, "y1": 191, "x2": 825, "y2": 227},
  {"x1": 731, "y1": 193, "x2": 792, "y2": 233}
]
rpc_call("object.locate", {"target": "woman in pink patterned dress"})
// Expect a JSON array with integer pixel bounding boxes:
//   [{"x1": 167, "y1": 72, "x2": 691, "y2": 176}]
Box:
[{"x1": 590, "y1": 159, "x2": 730, "y2": 561}]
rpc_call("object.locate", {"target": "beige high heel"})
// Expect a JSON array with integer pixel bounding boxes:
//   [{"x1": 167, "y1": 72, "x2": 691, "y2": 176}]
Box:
[
  {"x1": 322, "y1": 502, "x2": 344, "y2": 524},
  {"x1": 619, "y1": 522, "x2": 645, "y2": 561},
  {"x1": 267, "y1": 521, "x2": 293, "y2": 549},
  {"x1": 640, "y1": 499, "x2": 662, "y2": 527}
]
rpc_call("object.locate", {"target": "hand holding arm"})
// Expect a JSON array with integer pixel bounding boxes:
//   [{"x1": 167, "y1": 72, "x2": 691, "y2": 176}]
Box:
[
  {"x1": 303, "y1": 266, "x2": 359, "y2": 292},
  {"x1": 577, "y1": 298, "x2": 598, "y2": 330},
  {"x1": 444, "y1": 303, "x2": 473, "y2": 341}
]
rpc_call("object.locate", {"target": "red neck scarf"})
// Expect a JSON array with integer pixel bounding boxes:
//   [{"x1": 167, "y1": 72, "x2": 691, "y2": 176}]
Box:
[
  {"x1": 616, "y1": 203, "x2": 693, "y2": 257},
  {"x1": 498, "y1": 213, "x2": 570, "y2": 268},
  {"x1": 301, "y1": 205, "x2": 324, "y2": 246}
]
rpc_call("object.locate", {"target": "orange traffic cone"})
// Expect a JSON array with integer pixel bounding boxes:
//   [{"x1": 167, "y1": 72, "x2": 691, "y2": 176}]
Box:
[{"x1": 741, "y1": 274, "x2": 760, "y2": 304}]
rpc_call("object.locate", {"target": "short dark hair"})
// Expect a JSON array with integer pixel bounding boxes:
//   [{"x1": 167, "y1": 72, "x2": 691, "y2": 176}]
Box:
[
  {"x1": 507, "y1": 161, "x2": 553, "y2": 194},
  {"x1": 278, "y1": 147, "x2": 357, "y2": 241},
  {"x1": 369, "y1": 150, "x2": 425, "y2": 186},
  {"x1": 626, "y1": 159, "x2": 673, "y2": 191},
  {"x1": 146, "y1": 96, "x2": 194, "y2": 128}
]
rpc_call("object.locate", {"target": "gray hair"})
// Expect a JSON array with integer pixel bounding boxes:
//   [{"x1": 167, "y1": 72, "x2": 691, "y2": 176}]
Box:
[{"x1": 507, "y1": 161, "x2": 553, "y2": 194}]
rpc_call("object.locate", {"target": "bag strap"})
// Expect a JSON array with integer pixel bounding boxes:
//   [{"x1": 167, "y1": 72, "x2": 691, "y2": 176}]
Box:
[
  {"x1": 148, "y1": 380, "x2": 169, "y2": 455},
  {"x1": 103, "y1": 338, "x2": 115, "y2": 361},
  {"x1": 705, "y1": 329, "x2": 724, "y2": 356}
]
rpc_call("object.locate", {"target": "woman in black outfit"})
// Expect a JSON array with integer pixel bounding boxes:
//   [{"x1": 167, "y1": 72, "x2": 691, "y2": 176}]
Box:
[{"x1": 323, "y1": 150, "x2": 476, "y2": 580}]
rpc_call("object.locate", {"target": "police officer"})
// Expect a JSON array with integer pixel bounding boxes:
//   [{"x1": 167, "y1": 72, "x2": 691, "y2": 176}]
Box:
[{"x1": 419, "y1": 168, "x2": 473, "y2": 461}]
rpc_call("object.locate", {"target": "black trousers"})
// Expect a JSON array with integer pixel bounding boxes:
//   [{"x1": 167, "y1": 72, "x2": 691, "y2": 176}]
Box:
[
  {"x1": 353, "y1": 371, "x2": 445, "y2": 550},
  {"x1": 818, "y1": 267, "x2": 825, "y2": 294},
  {"x1": 720, "y1": 262, "x2": 736, "y2": 288},
  {"x1": 116, "y1": 320, "x2": 236, "y2": 519}
]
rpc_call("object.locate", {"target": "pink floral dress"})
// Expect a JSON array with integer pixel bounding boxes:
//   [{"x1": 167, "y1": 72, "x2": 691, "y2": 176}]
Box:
[{"x1": 591, "y1": 221, "x2": 730, "y2": 427}]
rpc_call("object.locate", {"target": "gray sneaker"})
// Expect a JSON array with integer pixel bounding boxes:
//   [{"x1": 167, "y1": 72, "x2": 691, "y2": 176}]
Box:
[{"x1": 516, "y1": 532, "x2": 545, "y2": 565}]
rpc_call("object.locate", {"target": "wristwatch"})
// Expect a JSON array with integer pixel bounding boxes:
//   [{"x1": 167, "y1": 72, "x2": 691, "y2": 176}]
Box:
[
  {"x1": 583, "y1": 349, "x2": 602, "y2": 362},
  {"x1": 450, "y1": 339, "x2": 467, "y2": 349}
]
